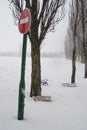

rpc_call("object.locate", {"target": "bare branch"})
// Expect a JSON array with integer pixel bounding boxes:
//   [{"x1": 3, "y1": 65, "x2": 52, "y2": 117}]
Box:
[
  {"x1": 8, "y1": 0, "x2": 24, "y2": 23},
  {"x1": 8, "y1": 0, "x2": 66, "y2": 44},
  {"x1": 38, "y1": 0, "x2": 65, "y2": 44}
]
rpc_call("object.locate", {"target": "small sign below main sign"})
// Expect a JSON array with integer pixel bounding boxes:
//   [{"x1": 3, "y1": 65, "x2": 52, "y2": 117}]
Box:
[{"x1": 18, "y1": 8, "x2": 31, "y2": 34}]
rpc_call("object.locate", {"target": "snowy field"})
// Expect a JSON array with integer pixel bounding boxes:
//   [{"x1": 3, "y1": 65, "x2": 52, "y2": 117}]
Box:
[{"x1": 0, "y1": 56, "x2": 87, "y2": 130}]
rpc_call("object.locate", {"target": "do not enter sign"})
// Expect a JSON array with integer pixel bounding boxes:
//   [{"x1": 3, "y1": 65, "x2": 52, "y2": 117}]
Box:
[{"x1": 18, "y1": 8, "x2": 31, "y2": 34}]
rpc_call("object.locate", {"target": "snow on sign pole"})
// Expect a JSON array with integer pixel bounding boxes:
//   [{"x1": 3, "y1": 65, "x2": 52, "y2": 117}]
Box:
[
  {"x1": 18, "y1": 8, "x2": 31, "y2": 34},
  {"x1": 18, "y1": 0, "x2": 31, "y2": 120}
]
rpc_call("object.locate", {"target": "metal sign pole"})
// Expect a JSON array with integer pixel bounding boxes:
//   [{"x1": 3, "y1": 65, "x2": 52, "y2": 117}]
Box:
[{"x1": 18, "y1": 0, "x2": 30, "y2": 120}]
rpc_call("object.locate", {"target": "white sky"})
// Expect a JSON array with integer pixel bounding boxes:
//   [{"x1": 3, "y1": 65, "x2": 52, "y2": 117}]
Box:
[{"x1": 0, "y1": 0, "x2": 69, "y2": 53}]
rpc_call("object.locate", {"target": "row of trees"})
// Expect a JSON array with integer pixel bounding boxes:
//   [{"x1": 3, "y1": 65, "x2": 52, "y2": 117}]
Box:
[
  {"x1": 65, "y1": 0, "x2": 87, "y2": 83},
  {"x1": 8, "y1": 0, "x2": 66, "y2": 97}
]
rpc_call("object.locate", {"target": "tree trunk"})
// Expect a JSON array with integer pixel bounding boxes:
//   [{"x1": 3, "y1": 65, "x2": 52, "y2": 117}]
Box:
[
  {"x1": 71, "y1": 47, "x2": 76, "y2": 83},
  {"x1": 30, "y1": 44, "x2": 41, "y2": 97},
  {"x1": 82, "y1": 40, "x2": 87, "y2": 78},
  {"x1": 80, "y1": 0, "x2": 87, "y2": 78},
  {"x1": 81, "y1": 50, "x2": 85, "y2": 63},
  {"x1": 85, "y1": 62, "x2": 87, "y2": 78},
  {"x1": 71, "y1": 33, "x2": 76, "y2": 83},
  {"x1": 84, "y1": 47, "x2": 87, "y2": 78},
  {"x1": 29, "y1": 0, "x2": 41, "y2": 97}
]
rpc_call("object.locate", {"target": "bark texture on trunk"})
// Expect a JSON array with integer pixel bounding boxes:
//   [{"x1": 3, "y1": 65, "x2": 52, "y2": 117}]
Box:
[
  {"x1": 71, "y1": 32, "x2": 76, "y2": 83},
  {"x1": 71, "y1": 47, "x2": 76, "y2": 83},
  {"x1": 30, "y1": 45, "x2": 41, "y2": 97},
  {"x1": 30, "y1": 0, "x2": 41, "y2": 97}
]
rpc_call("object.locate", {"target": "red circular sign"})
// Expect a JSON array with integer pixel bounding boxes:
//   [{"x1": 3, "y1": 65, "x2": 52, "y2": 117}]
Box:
[{"x1": 18, "y1": 8, "x2": 31, "y2": 34}]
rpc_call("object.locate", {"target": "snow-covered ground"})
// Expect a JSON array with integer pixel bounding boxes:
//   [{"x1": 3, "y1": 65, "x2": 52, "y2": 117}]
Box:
[{"x1": 0, "y1": 57, "x2": 87, "y2": 130}]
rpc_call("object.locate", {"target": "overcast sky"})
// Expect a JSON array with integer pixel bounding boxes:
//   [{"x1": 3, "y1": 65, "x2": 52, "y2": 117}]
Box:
[{"x1": 0, "y1": 0, "x2": 69, "y2": 53}]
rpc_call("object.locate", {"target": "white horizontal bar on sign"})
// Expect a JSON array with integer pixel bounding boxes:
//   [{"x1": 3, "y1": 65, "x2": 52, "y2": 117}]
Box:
[{"x1": 20, "y1": 17, "x2": 29, "y2": 24}]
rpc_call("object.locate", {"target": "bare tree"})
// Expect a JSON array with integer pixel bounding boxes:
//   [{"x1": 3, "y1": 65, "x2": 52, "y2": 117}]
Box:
[
  {"x1": 8, "y1": 0, "x2": 65, "y2": 97},
  {"x1": 65, "y1": 0, "x2": 87, "y2": 81},
  {"x1": 80, "y1": 0, "x2": 87, "y2": 78},
  {"x1": 69, "y1": 0, "x2": 80, "y2": 83}
]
